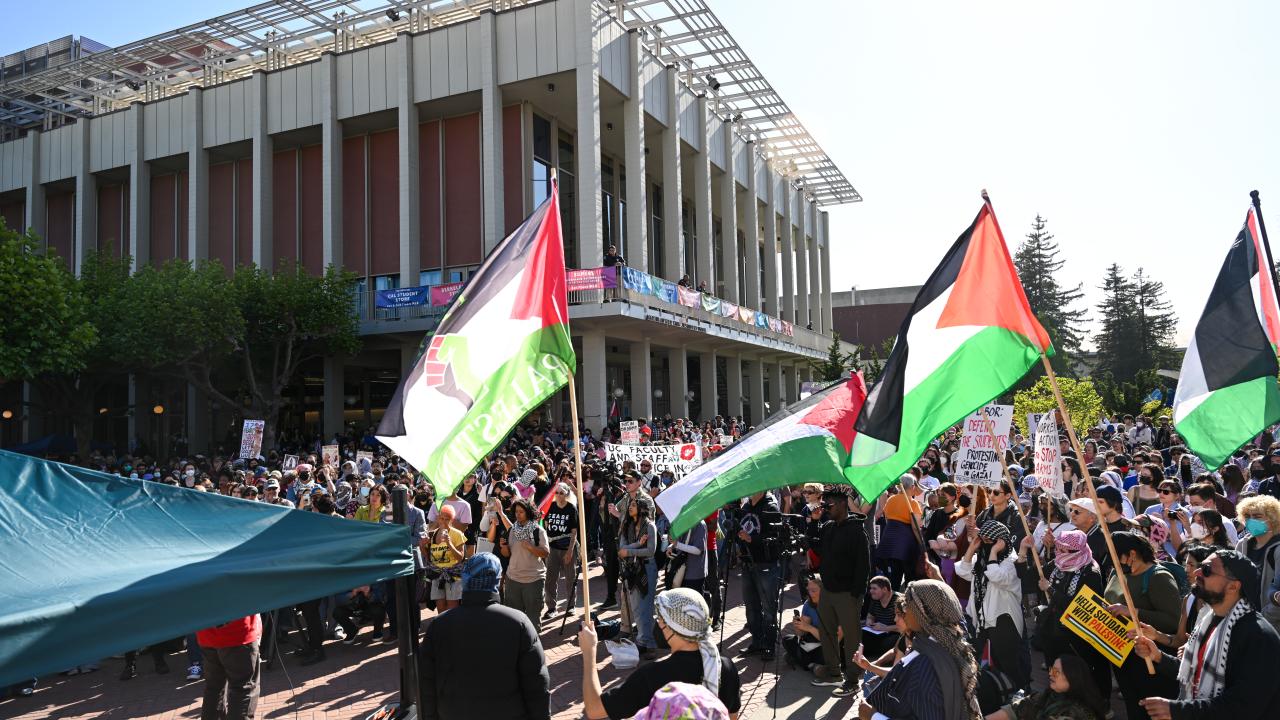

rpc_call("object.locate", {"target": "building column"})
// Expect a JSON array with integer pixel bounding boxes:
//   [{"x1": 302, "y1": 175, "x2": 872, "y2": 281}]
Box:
[
  {"x1": 479, "y1": 12, "x2": 504, "y2": 254},
  {"x1": 762, "y1": 168, "x2": 779, "y2": 315},
  {"x1": 725, "y1": 355, "x2": 743, "y2": 420},
  {"x1": 323, "y1": 356, "x2": 345, "y2": 438},
  {"x1": 719, "y1": 120, "x2": 739, "y2": 303},
  {"x1": 251, "y1": 71, "x2": 273, "y2": 269},
  {"x1": 693, "y1": 96, "x2": 713, "y2": 288},
  {"x1": 794, "y1": 190, "x2": 809, "y2": 329},
  {"x1": 580, "y1": 331, "x2": 608, "y2": 432},
  {"x1": 188, "y1": 86, "x2": 208, "y2": 262},
  {"x1": 808, "y1": 201, "x2": 823, "y2": 333},
  {"x1": 21, "y1": 382, "x2": 40, "y2": 443},
  {"x1": 24, "y1": 131, "x2": 45, "y2": 241},
  {"x1": 743, "y1": 143, "x2": 761, "y2": 310},
  {"x1": 128, "y1": 102, "x2": 150, "y2": 271},
  {"x1": 321, "y1": 52, "x2": 344, "y2": 269},
  {"x1": 698, "y1": 350, "x2": 717, "y2": 421},
  {"x1": 73, "y1": 119, "x2": 96, "y2": 276},
  {"x1": 821, "y1": 211, "x2": 834, "y2": 334},
  {"x1": 779, "y1": 178, "x2": 794, "y2": 323},
  {"x1": 669, "y1": 345, "x2": 689, "y2": 418},
  {"x1": 623, "y1": 29, "x2": 647, "y2": 270},
  {"x1": 575, "y1": 0, "x2": 603, "y2": 268},
  {"x1": 785, "y1": 363, "x2": 800, "y2": 405},
  {"x1": 662, "y1": 66, "x2": 683, "y2": 280},
  {"x1": 401, "y1": 341, "x2": 419, "y2": 377},
  {"x1": 770, "y1": 360, "x2": 786, "y2": 415},
  {"x1": 629, "y1": 337, "x2": 653, "y2": 420},
  {"x1": 187, "y1": 384, "x2": 210, "y2": 454},
  {"x1": 398, "y1": 32, "x2": 422, "y2": 286},
  {"x1": 747, "y1": 359, "x2": 765, "y2": 425}
]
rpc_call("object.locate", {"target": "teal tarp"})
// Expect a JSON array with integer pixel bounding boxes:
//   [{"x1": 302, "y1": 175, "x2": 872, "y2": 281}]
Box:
[{"x1": 0, "y1": 449, "x2": 414, "y2": 686}]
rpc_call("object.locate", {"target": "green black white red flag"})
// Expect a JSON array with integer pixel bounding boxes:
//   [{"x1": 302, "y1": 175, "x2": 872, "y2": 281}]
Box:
[
  {"x1": 377, "y1": 183, "x2": 575, "y2": 498},
  {"x1": 1173, "y1": 193, "x2": 1280, "y2": 468},
  {"x1": 844, "y1": 197, "x2": 1053, "y2": 501}
]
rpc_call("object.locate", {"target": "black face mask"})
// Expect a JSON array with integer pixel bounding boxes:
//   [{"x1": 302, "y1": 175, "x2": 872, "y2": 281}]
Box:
[{"x1": 1251, "y1": 467, "x2": 1267, "y2": 480}]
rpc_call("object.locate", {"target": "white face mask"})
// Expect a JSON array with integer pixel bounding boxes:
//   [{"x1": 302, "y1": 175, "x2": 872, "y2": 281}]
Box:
[{"x1": 1190, "y1": 523, "x2": 1207, "y2": 540}]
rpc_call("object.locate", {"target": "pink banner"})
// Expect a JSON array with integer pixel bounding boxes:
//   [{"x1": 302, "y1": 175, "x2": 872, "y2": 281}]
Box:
[
  {"x1": 781, "y1": 321, "x2": 794, "y2": 337},
  {"x1": 567, "y1": 266, "x2": 619, "y2": 291},
  {"x1": 430, "y1": 281, "x2": 464, "y2": 306},
  {"x1": 738, "y1": 306, "x2": 755, "y2": 323},
  {"x1": 677, "y1": 286, "x2": 701, "y2": 308},
  {"x1": 720, "y1": 301, "x2": 738, "y2": 318}
]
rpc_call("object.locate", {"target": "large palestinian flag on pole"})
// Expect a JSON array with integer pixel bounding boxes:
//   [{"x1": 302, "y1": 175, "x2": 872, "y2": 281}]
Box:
[
  {"x1": 377, "y1": 184, "x2": 575, "y2": 498},
  {"x1": 657, "y1": 374, "x2": 867, "y2": 536},
  {"x1": 1173, "y1": 194, "x2": 1280, "y2": 468},
  {"x1": 845, "y1": 198, "x2": 1052, "y2": 501}
]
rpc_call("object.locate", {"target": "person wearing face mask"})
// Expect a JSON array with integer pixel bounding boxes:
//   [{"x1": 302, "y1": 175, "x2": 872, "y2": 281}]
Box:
[
  {"x1": 1101, "y1": 531, "x2": 1181, "y2": 720},
  {"x1": 956, "y1": 520, "x2": 1027, "y2": 691},
  {"x1": 1233, "y1": 496, "x2": 1280, "y2": 615}
]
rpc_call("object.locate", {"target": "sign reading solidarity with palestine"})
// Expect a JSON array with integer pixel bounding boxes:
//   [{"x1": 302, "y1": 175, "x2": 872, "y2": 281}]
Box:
[
  {"x1": 1059, "y1": 585, "x2": 1135, "y2": 667},
  {"x1": 619, "y1": 420, "x2": 640, "y2": 445},
  {"x1": 238, "y1": 420, "x2": 265, "y2": 460},
  {"x1": 955, "y1": 404, "x2": 1012, "y2": 488},
  {"x1": 1034, "y1": 412, "x2": 1063, "y2": 496},
  {"x1": 321, "y1": 444, "x2": 340, "y2": 470},
  {"x1": 604, "y1": 442, "x2": 703, "y2": 481}
]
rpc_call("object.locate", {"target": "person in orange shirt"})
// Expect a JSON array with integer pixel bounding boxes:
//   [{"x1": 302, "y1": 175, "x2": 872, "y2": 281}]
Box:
[{"x1": 877, "y1": 474, "x2": 924, "y2": 590}]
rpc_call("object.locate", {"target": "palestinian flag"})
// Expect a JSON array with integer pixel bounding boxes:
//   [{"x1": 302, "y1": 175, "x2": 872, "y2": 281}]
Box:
[
  {"x1": 656, "y1": 374, "x2": 867, "y2": 536},
  {"x1": 1173, "y1": 196, "x2": 1280, "y2": 468},
  {"x1": 845, "y1": 199, "x2": 1052, "y2": 501},
  {"x1": 377, "y1": 184, "x2": 575, "y2": 498}
]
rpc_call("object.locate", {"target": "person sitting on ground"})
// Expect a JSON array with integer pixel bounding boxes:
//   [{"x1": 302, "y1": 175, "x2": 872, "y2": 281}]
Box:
[
  {"x1": 781, "y1": 576, "x2": 826, "y2": 673},
  {"x1": 984, "y1": 654, "x2": 1106, "y2": 720},
  {"x1": 579, "y1": 588, "x2": 742, "y2": 720}
]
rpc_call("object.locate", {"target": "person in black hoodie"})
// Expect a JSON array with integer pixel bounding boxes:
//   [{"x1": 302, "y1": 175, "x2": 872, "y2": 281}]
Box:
[
  {"x1": 419, "y1": 552, "x2": 550, "y2": 720},
  {"x1": 807, "y1": 487, "x2": 870, "y2": 697},
  {"x1": 737, "y1": 490, "x2": 782, "y2": 660}
]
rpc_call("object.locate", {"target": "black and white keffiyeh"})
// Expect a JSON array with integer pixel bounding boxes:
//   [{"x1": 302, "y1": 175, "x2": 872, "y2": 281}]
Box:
[
  {"x1": 656, "y1": 588, "x2": 721, "y2": 696},
  {"x1": 1177, "y1": 598, "x2": 1251, "y2": 701}
]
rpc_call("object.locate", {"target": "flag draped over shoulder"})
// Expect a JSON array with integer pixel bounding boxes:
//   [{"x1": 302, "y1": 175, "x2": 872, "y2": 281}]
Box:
[
  {"x1": 845, "y1": 200, "x2": 1052, "y2": 501},
  {"x1": 1174, "y1": 198, "x2": 1280, "y2": 468},
  {"x1": 657, "y1": 375, "x2": 867, "y2": 536},
  {"x1": 377, "y1": 185, "x2": 575, "y2": 498}
]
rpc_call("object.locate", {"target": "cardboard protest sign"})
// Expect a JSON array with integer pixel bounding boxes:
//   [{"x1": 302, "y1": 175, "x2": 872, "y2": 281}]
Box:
[
  {"x1": 1034, "y1": 412, "x2": 1063, "y2": 496},
  {"x1": 238, "y1": 420, "x2": 265, "y2": 460},
  {"x1": 1059, "y1": 585, "x2": 1135, "y2": 667},
  {"x1": 955, "y1": 405, "x2": 1012, "y2": 488},
  {"x1": 321, "y1": 444, "x2": 340, "y2": 470},
  {"x1": 620, "y1": 421, "x2": 640, "y2": 445},
  {"x1": 1026, "y1": 412, "x2": 1050, "y2": 438},
  {"x1": 603, "y1": 442, "x2": 703, "y2": 481},
  {"x1": 281, "y1": 454, "x2": 299, "y2": 472}
]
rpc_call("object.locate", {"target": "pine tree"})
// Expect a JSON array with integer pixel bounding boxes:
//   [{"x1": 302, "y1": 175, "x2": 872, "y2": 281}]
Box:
[
  {"x1": 1094, "y1": 263, "x2": 1137, "y2": 382},
  {"x1": 1093, "y1": 264, "x2": 1179, "y2": 411},
  {"x1": 1131, "y1": 267, "x2": 1179, "y2": 372},
  {"x1": 1013, "y1": 215, "x2": 1087, "y2": 371}
]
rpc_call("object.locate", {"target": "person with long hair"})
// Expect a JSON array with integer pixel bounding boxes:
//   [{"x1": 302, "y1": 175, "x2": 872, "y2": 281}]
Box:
[
  {"x1": 984, "y1": 655, "x2": 1106, "y2": 720},
  {"x1": 501, "y1": 498, "x2": 550, "y2": 628},
  {"x1": 858, "y1": 579, "x2": 981, "y2": 720},
  {"x1": 1034, "y1": 529, "x2": 1110, "y2": 700},
  {"x1": 956, "y1": 520, "x2": 1027, "y2": 689},
  {"x1": 620, "y1": 500, "x2": 659, "y2": 659}
]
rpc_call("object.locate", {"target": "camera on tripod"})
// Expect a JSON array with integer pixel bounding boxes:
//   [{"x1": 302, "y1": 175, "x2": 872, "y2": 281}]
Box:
[{"x1": 759, "y1": 510, "x2": 807, "y2": 556}]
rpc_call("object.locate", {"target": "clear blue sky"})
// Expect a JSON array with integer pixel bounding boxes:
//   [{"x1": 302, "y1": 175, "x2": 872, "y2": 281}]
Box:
[{"x1": 9, "y1": 0, "x2": 1280, "y2": 346}]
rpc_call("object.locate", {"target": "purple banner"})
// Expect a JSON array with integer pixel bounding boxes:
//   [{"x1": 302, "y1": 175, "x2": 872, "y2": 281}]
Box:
[
  {"x1": 430, "y1": 281, "x2": 464, "y2": 306},
  {"x1": 567, "y1": 266, "x2": 618, "y2": 291}
]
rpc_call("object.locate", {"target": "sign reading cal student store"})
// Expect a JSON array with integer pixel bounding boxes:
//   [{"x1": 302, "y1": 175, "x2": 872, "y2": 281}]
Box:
[{"x1": 1059, "y1": 585, "x2": 1135, "y2": 667}]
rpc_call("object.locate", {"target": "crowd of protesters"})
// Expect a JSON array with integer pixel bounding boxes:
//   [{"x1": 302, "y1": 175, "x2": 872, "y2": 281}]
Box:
[{"x1": 9, "y1": 410, "x2": 1280, "y2": 720}]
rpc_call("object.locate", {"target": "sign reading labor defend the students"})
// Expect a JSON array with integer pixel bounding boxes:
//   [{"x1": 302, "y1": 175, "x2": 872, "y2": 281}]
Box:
[
  {"x1": 1059, "y1": 585, "x2": 1135, "y2": 667},
  {"x1": 619, "y1": 421, "x2": 640, "y2": 445},
  {"x1": 955, "y1": 404, "x2": 1012, "y2": 488},
  {"x1": 604, "y1": 442, "x2": 703, "y2": 480},
  {"x1": 1034, "y1": 412, "x2": 1064, "y2": 496},
  {"x1": 238, "y1": 420, "x2": 265, "y2": 460}
]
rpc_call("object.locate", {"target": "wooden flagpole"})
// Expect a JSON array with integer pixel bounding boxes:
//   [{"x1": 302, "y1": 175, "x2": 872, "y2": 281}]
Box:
[
  {"x1": 566, "y1": 356, "x2": 593, "y2": 621},
  {"x1": 981, "y1": 413, "x2": 1045, "y2": 581},
  {"x1": 1040, "y1": 353, "x2": 1153, "y2": 673}
]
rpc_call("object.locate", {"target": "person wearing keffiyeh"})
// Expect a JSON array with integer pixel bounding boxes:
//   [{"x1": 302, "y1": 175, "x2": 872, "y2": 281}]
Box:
[
  {"x1": 1130, "y1": 550, "x2": 1280, "y2": 720},
  {"x1": 1035, "y1": 529, "x2": 1110, "y2": 702},
  {"x1": 955, "y1": 520, "x2": 1028, "y2": 689}
]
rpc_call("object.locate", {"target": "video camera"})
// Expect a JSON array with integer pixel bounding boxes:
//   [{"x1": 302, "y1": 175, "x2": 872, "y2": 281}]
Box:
[{"x1": 758, "y1": 510, "x2": 808, "y2": 556}]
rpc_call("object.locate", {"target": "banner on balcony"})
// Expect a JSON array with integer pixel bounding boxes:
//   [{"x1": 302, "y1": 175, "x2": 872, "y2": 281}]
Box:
[
  {"x1": 755, "y1": 312, "x2": 769, "y2": 328},
  {"x1": 721, "y1": 301, "x2": 738, "y2": 318},
  {"x1": 622, "y1": 266, "x2": 650, "y2": 294},
  {"x1": 769, "y1": 317, "x2": 782, "y2": 333},
  {"x1": 678, "y1": 286, "x2": 700, "y2": 308},
  {"x1": 566, "y1": 266, "x2": 618, "y2": 291},
  {"x1": 782, "y1": 321, "x2": 794, "y2": 337},
  {"x1": 429, "y1": 281, "x2": 465, "y2": 307},
  {"x1": 375, "y1": 286, "x2": 431, "y2": 309},
  {"x1": 739, "y1": 306, "x2": 756, "y2": 324},
  {"x1": 701, "y1": 294, "x2": 721, "y2": 313}
]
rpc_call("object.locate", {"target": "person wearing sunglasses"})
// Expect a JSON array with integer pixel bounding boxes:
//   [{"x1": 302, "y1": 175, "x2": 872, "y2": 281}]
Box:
[
  {"x1": 1102, "y1": 532, "x2": 1181, "y2": 720},
  {"x1": 1130, "y1": 549, "x2": 1280, "y2": 720}
]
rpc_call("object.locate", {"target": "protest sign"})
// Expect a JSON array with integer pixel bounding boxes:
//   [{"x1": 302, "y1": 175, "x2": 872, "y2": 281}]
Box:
[
  {"x1": 1059, "y1": 585, "x2": 1135, "y2": 667},
  {"x1": 1026, "y1": 412, "x2": 1050, "y2": 438},
  {"x1": 281, "y1": 454, "x2": 299, "y2": 472},
  {"x1": 955, "y1": 404, "x2": 1012, "y2": 488},
  {"x1": 619, "y1": 421, "x2": 640, "y2": 445},
  {"x1": 321, "y1": 444, "x2": 340, "y2": 470},
  {"x1": 603, "y1": 442, "x2": 703, "y2": 481},
  {"x1": 356, "y1": 450, "x2": 374, "y2": 474},
  {"x1": 238, "y1": 420, "x2": 265, "y2": 460},
  {"x1": 1034, "y1": 412, "x2": 1063, "y2": 496},
  {"x1": 719, "y1": 435, "x2": 734, "y2": 446}
]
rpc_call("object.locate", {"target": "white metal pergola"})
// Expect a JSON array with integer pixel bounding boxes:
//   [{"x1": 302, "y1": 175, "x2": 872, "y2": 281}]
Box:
[{"x1": 0, "y1": 0, "x2": 858, "y2": 205}]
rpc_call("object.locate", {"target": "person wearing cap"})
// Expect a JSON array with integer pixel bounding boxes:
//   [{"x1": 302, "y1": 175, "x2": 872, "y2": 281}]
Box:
[
  {"x1": 262, "y1": 479, "x2": 293, "y2": 509},
  {"x1": 542, "y1": 482, "x2": 580, "y2": 620},
  {"x1": 1066, "y1": 496, "x2": 1116, "y2": 580},
  {"x1": 579, "y1": 588, "x2": 742, "y2": 720},
  {"x1": 806, "y1": 487, "x2": 870, "y2": 696},
  {"x1": 420, "y1": 553, "x2": 550, "y2": 720},
  {"x1": 1131, "y1": 549, "x2": 1280, "y2": 720}
]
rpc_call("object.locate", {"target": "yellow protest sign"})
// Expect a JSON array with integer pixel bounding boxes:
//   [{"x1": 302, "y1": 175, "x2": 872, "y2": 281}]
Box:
[{"x1": 1058, "y1": 585, "x2": 1135, "y2": 667}]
